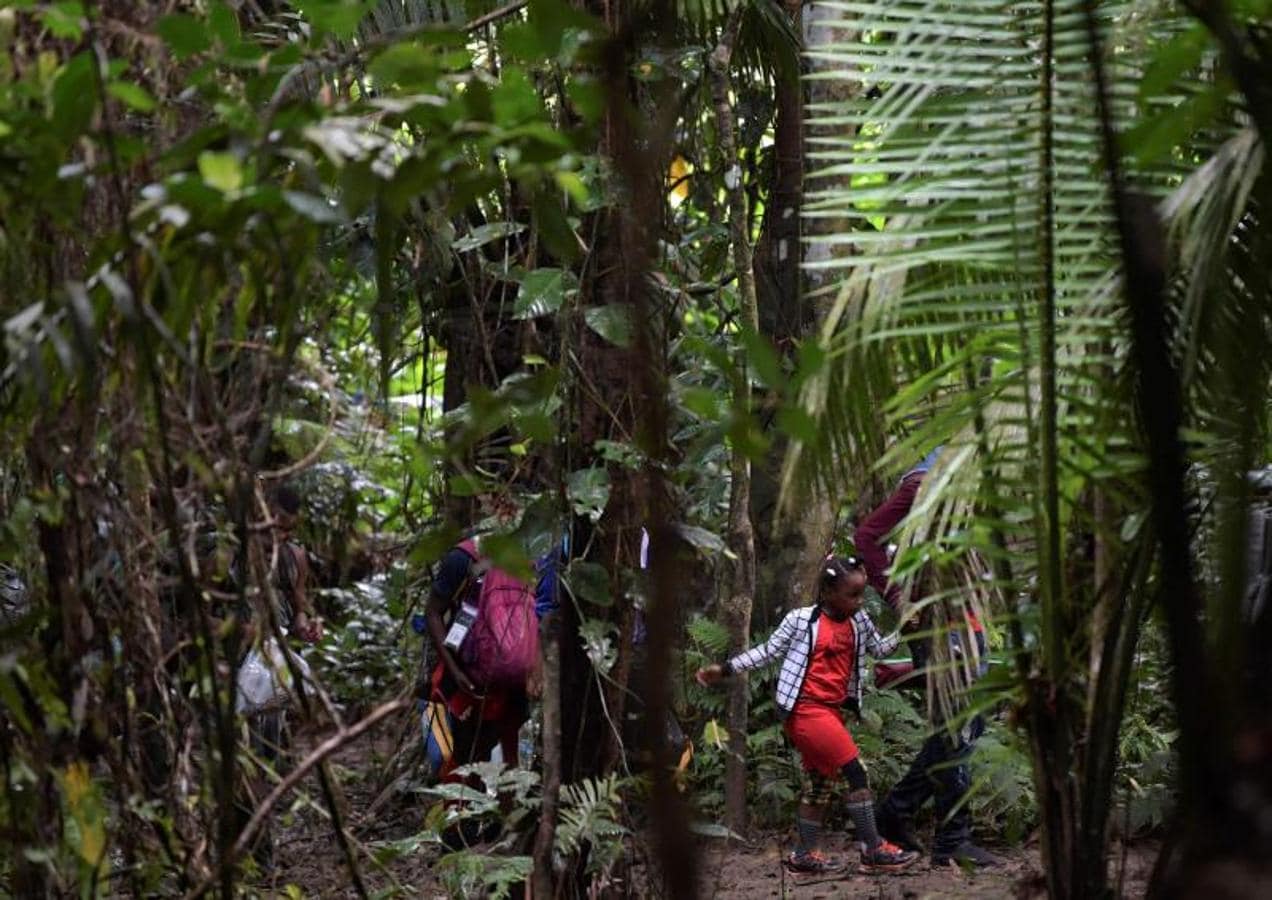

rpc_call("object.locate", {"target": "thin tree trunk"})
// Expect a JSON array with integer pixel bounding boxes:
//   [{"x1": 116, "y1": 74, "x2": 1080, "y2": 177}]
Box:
[
  {"x1": 751, "y1": 0, "x2": 825, "y2": 628},
  {"x1": 709, "y1": 8, "x2": 758, "y2": 835},
  {"x1": 1029, "y1": 1, "x2": 1084, "y2": 895},
  {"x1": 532, "y1": 612, "x2": 562, "y2": 898}
]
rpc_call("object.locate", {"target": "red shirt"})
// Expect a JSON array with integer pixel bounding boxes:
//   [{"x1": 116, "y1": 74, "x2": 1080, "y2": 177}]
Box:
[{"x1": 798, "y1": 613, "x2": 856, "y2": 706}]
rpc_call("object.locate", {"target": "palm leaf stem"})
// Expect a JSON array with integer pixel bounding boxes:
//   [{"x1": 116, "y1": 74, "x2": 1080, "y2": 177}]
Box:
[{"x1": 1083, "y1": 0, "x2": 1209, "y2": 828}]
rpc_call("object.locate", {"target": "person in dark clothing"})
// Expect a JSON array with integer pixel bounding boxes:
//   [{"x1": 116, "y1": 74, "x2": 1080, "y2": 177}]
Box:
[
  {"x1": 425, "y1": 541, "x2": 531, "y2": 780},
  {"x1": 855, "y1": 448, "x2": 1002, "y2": 869},
  {"x1": 270, "y1": 484, "x2": 323, "y2": 643}
]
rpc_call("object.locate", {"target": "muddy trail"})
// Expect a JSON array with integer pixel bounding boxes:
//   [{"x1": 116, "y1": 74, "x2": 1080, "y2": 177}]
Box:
[{"x1": 254, "y1": 718, "x2": 1158, "y2": 899}]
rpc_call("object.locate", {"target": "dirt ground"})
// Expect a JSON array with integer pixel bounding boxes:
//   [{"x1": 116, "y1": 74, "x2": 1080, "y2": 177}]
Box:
[
  {"x1": 697, "y1": 837, "x2": 1158, "y2": 899},
  {"x1": 260, "y1": 721, "x2": 1159, "y2": 898}
]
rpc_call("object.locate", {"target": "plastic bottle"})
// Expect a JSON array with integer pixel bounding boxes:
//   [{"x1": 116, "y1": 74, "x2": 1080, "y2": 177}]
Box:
[{"x1": 518, "y1": 708, "x2": 541, "y2": 769}]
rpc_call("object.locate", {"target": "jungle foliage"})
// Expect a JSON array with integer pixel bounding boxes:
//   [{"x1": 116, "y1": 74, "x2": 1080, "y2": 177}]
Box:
[{"x1": 0, "y1": 0, "x2": 1270, "y2": 898}]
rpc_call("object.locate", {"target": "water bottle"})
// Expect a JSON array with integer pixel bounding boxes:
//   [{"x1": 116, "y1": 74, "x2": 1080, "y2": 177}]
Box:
[{"x1": 518, "y1": 709, "x2": 540, "y2": 769}]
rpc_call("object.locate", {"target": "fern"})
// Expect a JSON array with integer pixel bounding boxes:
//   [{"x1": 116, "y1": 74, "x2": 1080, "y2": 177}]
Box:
[
  {"x1": 554, "y1": 775, "x2": 627, "y2": 874},
  {"x1": 435, "y1": 852, "x2": 532, "y2": 900},
  {"x1": 687, "y1": 614, "x2": 730, "y2": 656}
]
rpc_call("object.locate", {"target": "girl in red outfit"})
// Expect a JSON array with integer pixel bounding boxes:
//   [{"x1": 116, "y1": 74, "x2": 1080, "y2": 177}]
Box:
[{"x1": 696, "y1": 557, "x2": 919, "y2": 875}]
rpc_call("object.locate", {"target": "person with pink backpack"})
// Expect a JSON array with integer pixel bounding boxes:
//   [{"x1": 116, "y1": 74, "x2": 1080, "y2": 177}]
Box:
[{"x1": 424, "y1": 532, "x2": 541, "y2": 794}]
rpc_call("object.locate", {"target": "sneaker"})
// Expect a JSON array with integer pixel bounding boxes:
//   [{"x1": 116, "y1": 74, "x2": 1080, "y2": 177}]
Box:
[
  {"x1": 932, "y1": 842, "x2": 1004, "y2": 869},
  {"x1": 785, "y1": 849, "x2": 845, "y2": 875},
  {"x1": 860, "y1": 839, "x2": 920, "y2": 874},
  {"x1": 876, "y1": 804, "x2": 925, "y2": 852}
]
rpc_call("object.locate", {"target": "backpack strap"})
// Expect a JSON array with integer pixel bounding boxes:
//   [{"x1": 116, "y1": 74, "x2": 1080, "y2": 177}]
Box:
[{"x1": 452, "y1": 539, "x2": 489, "y2": 607}]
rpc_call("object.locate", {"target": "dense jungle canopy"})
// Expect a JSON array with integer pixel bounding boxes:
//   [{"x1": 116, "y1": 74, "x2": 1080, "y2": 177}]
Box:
[{"x1": 2, "y1": 0, "x2": 1272, "y2": 897}]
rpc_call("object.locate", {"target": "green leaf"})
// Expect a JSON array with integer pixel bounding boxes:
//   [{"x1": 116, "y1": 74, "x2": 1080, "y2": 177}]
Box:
[
  {"x1": 292, "y1": 0, "x2": 375, "y2": 40},
  {"x1": 700, "y1": 721, "x2": 727, "y2": 751},
  {"x1": 500, "y1": 0, "x2": 597, "y2": 63},
  {"x1": 157, "y1": 14, "x2": 211, "y2": 59},
  {"x1": 532, "y1": 190, "x2": 579, "y2": 262},
  {"x1": 579, "y1": 617, "x2": 617, "y2": 673},
  {"x1": 583, "y1": 304, "x2": 634, "y2": 348},
  {"x1": 197, "y1": 151, "x2": 243, "y2": 193},
  {"x1": 1124, "y1": 84, "x2": 1225, "y2": 166},
  {"x1": 564, "y1": 561, "x2": 611, "y2": 608},
  {"x1": 724, "y1": 409, "x2": 769, "y2": 460},
  {"x1": 566, "y1": 467, "x2": 610, "y2": 522},
  {"x1": 775, "y1": 406, "x2": 817, "y2": 444},
  {"x1": 107, "y1": 80, "x2": 157, "y2": 113},
  {"x1": 679, "y1": 385, "x2": 724, "y2": 421},
  {"x1": 492, "y1": 69, "x2": 543, "y2": 126},
  {"x1": 527, "y1": 0, "x2": 598, "y2": 55},
  {"x1": 739, "y1": 326, "x2": 782, "y2": 389},
  {"x1": 51, "y1": 52, "x2": 96, "y2": 141},
  {"x1": 480, "y1": 533, "x2": 534, "y2": 583},
  {"x1": 284, "y1": 190, "x2": 346, "y2": 223},
  {"x1": 208, "y1": 1, "x2": 240, "y2": 45},
  {"x1": 1139, "y1": 25, "x2": 1209, "y2": 104},
  {"x1": 40, "y1": 1, "x2": 84, "y2": 40},
  {"x1": 674, "y1": 524, "x2": 730, "y2": 557},
  {"x1": 514, "y1": 268, "x2": 569, "y2": 319},
  {"x1": 554, "y1": 169, "x2": 590, "y2": 206},
  {"x1": 448, "y1": 472, "x2": 490, "y2": 497},
  {"x1": 565, "y1": 75, "x2": 605, "y2": 124},
  {"x1": 593, "y1": 439, "x2": 642, "y2": 469},
  {"x1": 452, "y1": 222, "x2": 525, "y2": 253},
  {"x1": 368, "y1": 42, "x2": 442, "y2": 91}
]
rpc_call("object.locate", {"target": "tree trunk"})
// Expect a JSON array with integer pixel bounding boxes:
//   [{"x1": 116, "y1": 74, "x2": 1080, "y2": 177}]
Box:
[
  {"x1": 532, "y1": 612, "x2": 562, "y2": 898},
  {"x1": 709, "y1": 9, "x2": 758, "y2": 835},
  {"x1": 751, "y1": 0, "x2": 838, "y2": 624}
]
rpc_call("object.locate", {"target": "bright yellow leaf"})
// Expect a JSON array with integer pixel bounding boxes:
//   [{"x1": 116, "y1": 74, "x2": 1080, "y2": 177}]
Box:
[{"x1": 668, "y1": 155, "x2": 692, "y2": 201}]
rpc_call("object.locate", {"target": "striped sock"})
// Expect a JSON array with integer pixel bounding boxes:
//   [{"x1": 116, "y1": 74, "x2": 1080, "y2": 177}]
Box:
[
  {"x1": 795, "y1": 816, "x2": 821, "y2": 853},
  {"x1": 846, "y1": 799, "x2": 881, "y2": 849}
]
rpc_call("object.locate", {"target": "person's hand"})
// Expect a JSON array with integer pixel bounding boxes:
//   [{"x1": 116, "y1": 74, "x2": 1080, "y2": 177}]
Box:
[
  {"x1": 526, "y1": 662, "x2": 544, "y2": 700},
  {"x1": 294, "y1": 611, "x2": 323, "y2": 644},
  {"x1": 695, "y1": 663, "x2": 725, "y2": 687},
  {"x1": 453, "y1": 666, "x2": 483, "y2": 699}
]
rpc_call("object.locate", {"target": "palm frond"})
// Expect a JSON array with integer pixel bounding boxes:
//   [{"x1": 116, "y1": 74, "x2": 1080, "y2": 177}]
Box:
[{"x1": 784, "y1": 0, "x2": 1213, "y2": 718}]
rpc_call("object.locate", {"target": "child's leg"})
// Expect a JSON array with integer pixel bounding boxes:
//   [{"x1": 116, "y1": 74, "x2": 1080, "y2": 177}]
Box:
[
  {"x1": 795, "y1": 770, "x2": 832, "y2": 853},
  {"x1": 784, "y1": 769, "x2": 845, "y2": 874},
  {"x1": 840, "y1": 757, "x2": 883, "y2": 849},
  {"x1": 841, "y1": 757, "x2": 920, "y2": 873}
]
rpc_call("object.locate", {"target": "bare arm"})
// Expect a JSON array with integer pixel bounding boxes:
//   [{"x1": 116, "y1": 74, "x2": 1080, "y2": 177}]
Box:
[{"x1": 286, "y1": 545, "x2": 323, "y2": 644}]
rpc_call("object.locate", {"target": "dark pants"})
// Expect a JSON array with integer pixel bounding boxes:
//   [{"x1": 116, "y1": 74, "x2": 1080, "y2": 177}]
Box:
[
  {"x1": 880, "y1": 714, "x2": 984, "y2": 855},
  {"x1": 881, "y1": 629, "x2": 987, "y2": 855}
]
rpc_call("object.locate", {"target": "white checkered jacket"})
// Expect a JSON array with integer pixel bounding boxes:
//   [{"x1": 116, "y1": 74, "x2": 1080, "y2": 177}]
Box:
[{"x1": 723, "y1": 605, "x2": 899, "y2": 717}]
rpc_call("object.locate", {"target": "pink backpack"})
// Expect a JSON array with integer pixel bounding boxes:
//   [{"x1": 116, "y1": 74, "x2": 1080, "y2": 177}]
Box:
[{"x1": 456, "y1": 539, "x2": 540, "y2": 689}]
